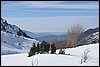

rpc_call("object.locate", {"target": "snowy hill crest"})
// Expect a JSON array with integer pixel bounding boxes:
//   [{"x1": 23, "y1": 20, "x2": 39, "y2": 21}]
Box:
[
  {"x1": 1, "y1": 18, "x2": 39, "y2": 55},
  {"x1": 1, "y1": 18, "x2": 32, "y2": 39}
]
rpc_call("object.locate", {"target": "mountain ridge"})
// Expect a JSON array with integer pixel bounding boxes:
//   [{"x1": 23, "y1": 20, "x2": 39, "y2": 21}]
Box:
[
  {"x1": 1, "y1": 18, "x2": 39, "y2": 55},
  {"x1": 1, "y1": 18, "x2": 33, "y2": 39}
]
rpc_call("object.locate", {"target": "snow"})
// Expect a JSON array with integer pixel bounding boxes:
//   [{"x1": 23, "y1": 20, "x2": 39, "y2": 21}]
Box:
[
  {"x1": 1, "y1": 43, "x2": 99, "y2": 66},
  {"x1": 1, "y1": 31, "x2": 39, "y2": 55},
  {"x1": 91, "y1": 32, "x2": 99, "y2": 40},
  {"x1": 87, "y1": 32, "x2": 99, "y2": 43},
  {"x1": 1, "y1": 18, "x2": 39, "y2": 55}
]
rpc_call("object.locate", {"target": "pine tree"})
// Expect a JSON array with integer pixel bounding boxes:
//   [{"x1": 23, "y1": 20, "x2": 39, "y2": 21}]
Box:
[
  {"x1": 44, "y1": 43, "x2": 50, "y2": 53},
  {"x1": 40, "y1": 40, "x2": 45, "y2": 51},
  {"x1": 39, "y1": 40, "x2": 50, "y2": 53},
  {"x1": 51, "y1": 43, "x2": 56, "y2": 54},
  {"x1": 36, "y1": 43, "x2": 40, "y2": 54},
  {"x1": 28, "y1": 43, "x2": 36, "y2": 57}
]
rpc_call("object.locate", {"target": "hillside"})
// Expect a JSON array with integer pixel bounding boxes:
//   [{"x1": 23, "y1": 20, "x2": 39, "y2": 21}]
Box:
[
  {"x1": 1, "y1": 18, "x2": 39, "y2": 55},
  {"x1": 1, "y1": 43, "x2": 99, "y2": 66},
  {"x1": 84, "y1": 27, "x2": 99, "y2": 37}
]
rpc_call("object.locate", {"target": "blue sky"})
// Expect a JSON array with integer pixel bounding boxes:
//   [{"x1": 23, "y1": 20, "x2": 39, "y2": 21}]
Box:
[{"x1": 1, "y1": 1, "x2": 99, "y2": 32}]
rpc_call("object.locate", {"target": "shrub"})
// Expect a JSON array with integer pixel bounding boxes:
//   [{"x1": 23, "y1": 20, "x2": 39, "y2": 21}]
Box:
[
  {"x1": 59, "y1": 49, "x2": 65, "y2": 54},
  {"x1": 81, "y1": 48, "x2": 91, "y2": 64}
]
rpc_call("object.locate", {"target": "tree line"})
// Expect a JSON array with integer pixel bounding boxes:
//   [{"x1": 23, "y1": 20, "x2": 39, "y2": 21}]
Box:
[
  {"x1": 28, "y1": 40, "x2": 56, "y2": 57},
  {"x1": 28, "y1": 24, "x2": 96, "y2": 57}
]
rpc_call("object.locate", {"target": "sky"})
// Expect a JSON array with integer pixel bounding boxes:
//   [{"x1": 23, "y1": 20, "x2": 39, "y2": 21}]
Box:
[{"x1": 1, "y1": 1, "x2": 99, "y2": 33}]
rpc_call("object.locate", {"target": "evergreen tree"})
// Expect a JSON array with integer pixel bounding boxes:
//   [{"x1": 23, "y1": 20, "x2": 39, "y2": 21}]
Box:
[
  {"x1": 36, "y1": 43, "x2": 40, "y2": 54},
  {"x1": 28, "y1": 43, "x2": 36, "y2": 57},
  {"x1": 44, "y1": 43, "x2": 50, "y2": 53},
  {"x1": 51, "y1": 43, "x2": 56, "y2": 54},
  {"x1": 39, "y1": 40, "x2": 50, "y2": 53},
  {"x1": 40, "y1": 40, "x2": 45, "y2": 51}
]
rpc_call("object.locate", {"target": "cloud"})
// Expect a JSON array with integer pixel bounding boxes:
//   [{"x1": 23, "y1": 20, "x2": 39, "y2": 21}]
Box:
[
  {"x1": 27, "y1": 1, "x2": 98, "y2": 9},
  {"x1": 1, "y1": 1, "x2": 99, "y2": 18},
  {"x1": 20, "y1": 9, "x2": 98, "y2": 12},
  {"x1": 6, "y1": 16, "x2": 99, "y2": 32},
  {"x1": 1, "y1": 1, "x2": 99, "y2": 11}
]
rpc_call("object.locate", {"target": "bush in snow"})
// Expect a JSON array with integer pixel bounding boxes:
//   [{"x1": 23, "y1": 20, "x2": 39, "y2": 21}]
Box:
[
  {"x1": 31, "y1": 58, "x2": 38, "y2": 66},
  {"x1": 81, "y1": 48, "x2": 91, "y2": 64},
  {"x1": 59, "y1": 49, "x2": 65, "y2": 54}
]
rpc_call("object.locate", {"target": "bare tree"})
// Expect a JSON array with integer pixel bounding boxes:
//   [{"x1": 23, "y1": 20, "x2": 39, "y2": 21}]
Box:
[
  {"x1": 81, "y1": 48, "x2": 91, "y2": 64},
  {"x1": 48, "y1": 24, "x2": 88, "y2": 49},
  {"x1": 49, "y1": 40, "x2": 67, "y2": 49},
  {"x1": 66, "y1": 24, "x2": 86, "y2": 48},
  {"x1": 31, "y1": 58, "x2": 39, "y2": 66}
]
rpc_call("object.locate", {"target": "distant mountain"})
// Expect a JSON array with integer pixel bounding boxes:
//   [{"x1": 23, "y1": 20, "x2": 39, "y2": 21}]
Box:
[
  {"x1": 84, "y1": 27, "x2": 99, "y2": 36},
  {"x1": 23, "y1": 30, "x2": 66, "y2": 42},
  {"x1": 23, "y1": 30, "x2": 52, "y2": 38},
  {"x1": 1, "y1": 18, "x2": 39, "y2": 55},
  {"x1": 83, "y1": 27, "x2": 99, "y2": 44},
  {"x1": 36, "y1": 34, "x2": 66, "y2": 42},
  {"x1": 86, "y1": 32, "x2": 99, "y2": 44},
  {"x1": 23, "y1": 26, "x2": 99, "y2": 44}
]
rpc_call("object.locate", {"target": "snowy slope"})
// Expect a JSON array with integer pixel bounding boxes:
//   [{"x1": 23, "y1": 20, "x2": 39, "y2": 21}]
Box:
[
  {"x1": 1, "y1": 18, "x2": 33, "y2": 39},
  {"x1": 1, "y1": 18, "x2": 39, "y2": 55},
  {"x1": 86, "y1": 32, "x2": 99, "y2": 44},
  {"x1": 1, "y1": 43, "x2": 99, "y2": 66},
  {"x1": 1, "y1": 33, "x2": 38, "y2": 54},
  {"x1": 1, "y1": 30, "x2": 39, "y2": 55}
]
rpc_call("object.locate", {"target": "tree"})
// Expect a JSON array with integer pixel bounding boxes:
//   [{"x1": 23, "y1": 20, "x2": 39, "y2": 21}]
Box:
[
  {"x1": 44, "y1": 43, "x2": 50, "y2": 53},
  {"x1": 81, "y1": 48, "x2": 91, "y2": 64},
  {"x1": 49, "y1": 40, "x2": 67, "y2": 49},
  {"x1": 40, "y1": 40, "x2": 50, "y2": 53},
  {"x1": 66, "y1": 24, "x2": 86, "y2": 48},
  {"x1": 39, "y1": 40, "x2": 46, "y2": 51},
  {"x1": 36, "y1": 43, "x2": 40, "y2": 54},
  {"x1": 28, "y1": 43, "x2": 36, "y2": 57},
  {"x1": 51, "y1": 43, "x2": 56, "y2": 54}
]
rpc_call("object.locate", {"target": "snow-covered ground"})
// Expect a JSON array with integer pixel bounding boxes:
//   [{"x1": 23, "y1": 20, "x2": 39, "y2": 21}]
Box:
[
  {"x1": 1, "y1": 43, "x2": 99, "y2": 66},
  {"x1": 1, "y1": 31, "x2": 39, "y2": 55}
]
